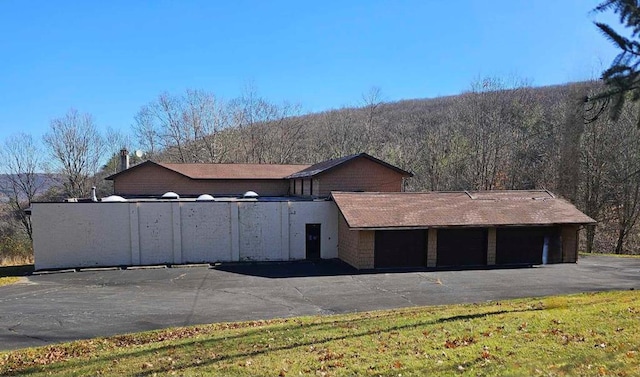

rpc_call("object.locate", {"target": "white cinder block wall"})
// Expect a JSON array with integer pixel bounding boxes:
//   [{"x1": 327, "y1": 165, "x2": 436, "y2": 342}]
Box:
[{"x1": 32, "y1": 200, "x2": 339, "y2": 270}]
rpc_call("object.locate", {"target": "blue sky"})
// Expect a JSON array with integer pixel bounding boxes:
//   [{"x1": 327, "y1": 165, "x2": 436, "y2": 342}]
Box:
[{"x1": 0, "y1": 0, "x2": 620, "y2": 145}]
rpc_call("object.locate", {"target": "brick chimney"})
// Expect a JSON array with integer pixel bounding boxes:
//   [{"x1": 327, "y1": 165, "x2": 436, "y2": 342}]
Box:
[{"x1": 119, "y1": 149, "x2": 130, "y2": 172}]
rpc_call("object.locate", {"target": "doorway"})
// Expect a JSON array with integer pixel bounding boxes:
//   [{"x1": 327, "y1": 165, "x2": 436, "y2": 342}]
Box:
[
  {"x1": 374, "y1": 230, "x2": 427, "y2": 268},
  {"x1": 306, "y1": 224, "x2": 321, "y2": 260}
]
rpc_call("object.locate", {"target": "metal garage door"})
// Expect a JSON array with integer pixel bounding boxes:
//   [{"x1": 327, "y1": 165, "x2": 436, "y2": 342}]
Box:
[
  {"x1": 496, "y1": 227, "x2": 549, "y2": 265},
  {"x1": 374, "y1": 230, "x2": 427, "y2": 268},
  {"x1": 437, "y1": 228, "x2": 487, "y2": 267}
]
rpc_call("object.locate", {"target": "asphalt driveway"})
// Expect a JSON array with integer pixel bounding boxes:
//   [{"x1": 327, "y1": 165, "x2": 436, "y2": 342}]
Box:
[{"x1": 1, "y1": 254, "x2": 639, "y2": 351}]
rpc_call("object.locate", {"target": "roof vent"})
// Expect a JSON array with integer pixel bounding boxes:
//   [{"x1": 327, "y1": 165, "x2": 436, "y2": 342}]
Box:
[
  {"x1": 196, "y1": 194, "x2": 215, "y2": 201},
  {"x1": 102, "y1": 195, "x2": 128, "y2": 202},
  {"x1": 161, "y1": 191, "x2": 180, "y2": 200},
  {"x1": 243, "y1": 191, "x2": 259, "y2": 198}
]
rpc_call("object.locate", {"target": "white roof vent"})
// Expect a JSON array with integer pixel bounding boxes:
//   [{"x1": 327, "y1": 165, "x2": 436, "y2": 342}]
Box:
[
  {"x1": 161, "y1": 191, "x2": 180, "y2": 200},
  {"x1": 196, "y1": 194, "x2": 215, "y2": 201},
  {"x1": 101, "y1": 195, "x2": 128, "y2": 202},
  {"x1": 243, "y1": 191, "x2": 259, "y2": 198}
]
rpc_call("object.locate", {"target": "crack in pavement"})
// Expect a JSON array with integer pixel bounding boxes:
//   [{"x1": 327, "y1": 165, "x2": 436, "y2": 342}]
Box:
[
  {"x1": 349, "y1": 275, "x2": 416, "y2": 306},
  {"x1": 217, "y1": 288, "x2": 299, "y2": 313},
  {"x1": 291, "y1": 286, "x2": 325, "y2": 315}
]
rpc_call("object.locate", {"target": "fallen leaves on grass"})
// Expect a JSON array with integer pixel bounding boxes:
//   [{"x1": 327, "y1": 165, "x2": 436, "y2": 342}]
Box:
[
  {"x1": 444, "y1": 336, "x2": 475, "y2": 349},
  {"x1": 2, "y1": 291, "x2": 640, "y2": 377}
]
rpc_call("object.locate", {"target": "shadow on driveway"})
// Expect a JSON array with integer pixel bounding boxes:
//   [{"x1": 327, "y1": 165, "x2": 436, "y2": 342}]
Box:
[
  {"x1": 212, "y1": 258, "x2": 535, "y2": 278},
  {"x1": 0, "y1": 264, "x2": 34, "y2": 278}
]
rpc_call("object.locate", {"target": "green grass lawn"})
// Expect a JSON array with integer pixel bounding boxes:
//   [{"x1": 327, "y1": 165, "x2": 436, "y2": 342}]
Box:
[
  {"x1": 581, "y1": 252, "x2": 640, "y2": 258},
  {"x1": 1, "y1": 290, "x2": 638, "y2": 376}
]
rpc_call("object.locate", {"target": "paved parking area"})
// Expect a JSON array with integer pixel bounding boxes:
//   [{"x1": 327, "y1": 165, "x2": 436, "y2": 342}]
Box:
[{"x1": 1, "y1": 254, "x2": 639, "y2": 351}]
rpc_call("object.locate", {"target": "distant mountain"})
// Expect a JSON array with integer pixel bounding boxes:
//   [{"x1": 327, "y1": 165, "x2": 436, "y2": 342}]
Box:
[{"x1": 0, "y1": 174, "x2": 61, "y2": 202}]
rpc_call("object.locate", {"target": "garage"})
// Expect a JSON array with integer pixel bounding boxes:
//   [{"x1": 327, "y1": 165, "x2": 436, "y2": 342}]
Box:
[
  {"x1": 332, "y1": 191, "x2": 595, "y2": 270},
  {"x1": 374, "y1": 230, "x2": 427, "y2": 268},
  {"x1": 437, "y1": 228, "x2": 487, "y2": 267},
  {"x1": 496, "y1": 227, "x2": 552, "y2": 265}
]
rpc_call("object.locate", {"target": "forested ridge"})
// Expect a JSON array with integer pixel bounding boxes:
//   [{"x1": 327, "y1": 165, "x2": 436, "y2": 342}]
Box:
[
  {"x1": 140, "y1": 79, "x2": 638, "y2": 255},
  {"x1": 2, "y1": 78, "x2": 640, "y2": 260}
]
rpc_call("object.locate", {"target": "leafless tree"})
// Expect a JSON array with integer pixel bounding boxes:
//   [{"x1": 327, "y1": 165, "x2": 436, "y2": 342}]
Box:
[
  {"x1": 0, "y1": 133, "x2": 46, "y2": 239},
  {"x1": 229, "y1": 86, "x2": 305, "y2": 163},
  {"x1": 558, "y1": 87, "x2": 588, "y2": 202},
  {"x1": 43, "y1": 109, "x2": 106, "y2": 198},
  {"x1": 607, "y1": 108, "x2": 640, "y2": 253},
  {"x1": 452, "y1": 78, "x2": 522, "y2": 190},
  {"x1": 579, "y1": 93, "x2": 618, "y2": 253},
  {"x1": 134, "y1": 90, "x2": 230, "y2": 163}
]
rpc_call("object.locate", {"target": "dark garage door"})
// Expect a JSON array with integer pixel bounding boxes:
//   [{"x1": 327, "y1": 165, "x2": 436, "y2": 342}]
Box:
[
  {"x1": 375, "y1": 230, "x2": 427, "y2": 268},
  {"x1": 437, "y1": 228, "x2": 487, "y2": 267},
  {"x1": 496, "y1": 227, "x2": 549, "y2": 265}
]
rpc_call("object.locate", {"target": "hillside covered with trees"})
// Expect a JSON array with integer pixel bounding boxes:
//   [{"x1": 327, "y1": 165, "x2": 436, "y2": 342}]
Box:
[
  {"x1": 1, "y1": 78, "x2": 639, "y2": 261},
  {"x1": 133, "y1": 79, "x2": 640, "y2": 255}
]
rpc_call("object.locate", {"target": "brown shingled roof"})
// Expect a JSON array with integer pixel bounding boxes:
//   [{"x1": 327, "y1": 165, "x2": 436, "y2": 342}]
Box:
[
  {"x1": 286, "y1": 153, "x2": 413, "y2": 179},
  {"x1": 332, "y1": 190, "x2": 595, "y2": 229},
  {"x1": 157, "y1": 162, "x2": 311, "y2": 180},
  {"x1": 105, "y1": 160, "x2": 310, "y2": 180}
]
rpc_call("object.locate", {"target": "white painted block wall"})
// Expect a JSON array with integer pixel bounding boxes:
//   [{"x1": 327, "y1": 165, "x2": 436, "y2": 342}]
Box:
[
  {"x1": 180, "y1": 203, "x2": 233, "y2": 263},
  {"x1": 32, "y1": 200, "x2": 339, "y2": 270}
]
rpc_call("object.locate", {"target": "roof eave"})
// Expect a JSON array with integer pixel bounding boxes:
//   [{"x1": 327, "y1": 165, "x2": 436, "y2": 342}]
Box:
[
  {"x1": 188, "y1": 177, "x2": 292, "y2": 181},
  {"x1": 287, "y1": 153, "x2": 413, "y2": 179},
  {"x1": 104, "y1": 160, "x2": 161, "y2": 181},
  {"x1": 346, "y1": 221, "x2": 597, "y2": 231}
]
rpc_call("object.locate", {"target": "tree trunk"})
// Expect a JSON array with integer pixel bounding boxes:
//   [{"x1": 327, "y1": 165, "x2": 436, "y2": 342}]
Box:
[
  {"x1": 615, "y1": 228, "x2": 625, "y2": 254},
  {"x1": 585, "y1": 224, "x2": 596, "y2": 253}
]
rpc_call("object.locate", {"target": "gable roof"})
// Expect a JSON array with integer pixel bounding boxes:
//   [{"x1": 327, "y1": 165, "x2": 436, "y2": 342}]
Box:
[
  {"x1": 286, "y1": 153, "x2": 413, "y2": 179},
  {"x1": 332, "y1": 190, "x2": 595, "y2": 229},
  {"x1": 106, "y1": 160, "x2": 311, "y2": 181}
]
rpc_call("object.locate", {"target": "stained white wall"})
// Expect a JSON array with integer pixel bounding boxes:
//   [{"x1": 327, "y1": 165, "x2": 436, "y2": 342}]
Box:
[
  {"x1": 33, "y1": 203, "x2": 132, "y2": 269},
  {"x1": 138, "y1": 203, "x2": 174, "y2": 265},
  {"x1": 180, "y1": 203, "x2": 233, "y2": 263},
  {"x1": 289, "y1": 202, "x2": 339, "y2": 259},
  {"x1": 238, "y1": 202, "x2": 284, "y2": 261},
  {"x1": 32, "y1": 200, "x2": 338, "y2": 270}
]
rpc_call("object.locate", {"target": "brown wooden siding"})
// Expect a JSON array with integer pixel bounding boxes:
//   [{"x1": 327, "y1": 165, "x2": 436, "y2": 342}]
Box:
[
  {"x1": 113, "y1": 163, "x2": 289, "y2": 197},
  {"x1": 561, "y1": 225, "x2": 579, "y2": 262},
  {"x1": 338, "y1": 214, "x2": 374, "y2": 269},
  {"x1": 315, "y1": 158, "x2": 405, "y2": 197}
]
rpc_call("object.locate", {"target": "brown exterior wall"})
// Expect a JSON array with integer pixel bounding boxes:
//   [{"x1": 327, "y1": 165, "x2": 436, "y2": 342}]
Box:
[
  {"x1": 427, "y1": 228, "x2": 437, "y2": 267},
  {"x1": 337, "y1": 213, "x2": 374, "y2": 269},
  {"x1": 487, "y1": 227, "x2": 496, "y2": 265},
  {"x1": 547, "y1": 228, "x2": 563, "y2": 264},
  {"x1": 315, "y1": 158, "x2": 406, "y2": 197},
  {"x1": 305, "y1": 178, "x2": 312, "y2": 196},
  {"x1": 113, "y1": 164, "x2": 290, "y2": 197},
  {"x1": 561, "y1": 224, "x2": 579, "y2": 263},
  {"x1": 337, "y1": 223, "x2": 582, "y2": 270}
]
